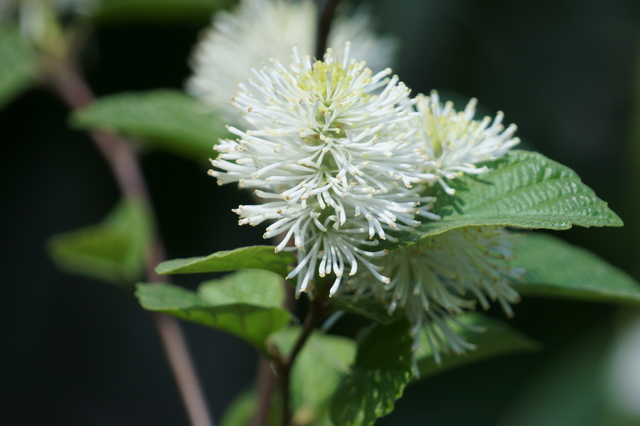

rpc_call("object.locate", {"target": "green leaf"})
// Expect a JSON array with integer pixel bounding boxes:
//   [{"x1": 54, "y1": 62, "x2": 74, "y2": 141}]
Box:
[
  {"x1": 415, "y1": 313, "x2": 540, "y2": 379},
  {"x1": 136, "y1": 269, "x2": 290, "y2": 352},
  {"x1": 218, "y1": 389, "x2": 283, "y2": 426},
  {"x1": 496, "y1": 327, "x2": 610, "y2": 426},
  {"x1": 0, "y1": 27, "x2": 39, "y2": 109},
  {"x1": 271, "y1": 327, "x2": 356, "y2": 424},
  {"x1": 330, "y1": 319, "x2": 414, "y2": 426},
  {"x1": 94, "y1": 0, "x2": 233, "y2": 23},
  {"x1": 219, "y1": 391, "x2": 256, "y2": 426},
  {"x1": 332, "y1": 297, "x2": 404, "y2": 325},
  {"x1": 156, "y1": 246, "x2": 295, "y2": 279},
  {"x1": 513, "y1": 233, "x2": 640, "y2": 306},
  {"x1": 387, "y1": 150, "x2": 622, "y2": 249},
  {"x1": 47, "y1": 199, "x2": 153, "y2": 285},
  {"x1": 69, "y1": 90, "x2": 227, "y2": 161}
]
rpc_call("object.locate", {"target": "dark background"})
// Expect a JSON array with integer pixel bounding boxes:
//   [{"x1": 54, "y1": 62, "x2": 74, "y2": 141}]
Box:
[{"x1": 2, "y1": 0, "x2": 640, "y2": 424}]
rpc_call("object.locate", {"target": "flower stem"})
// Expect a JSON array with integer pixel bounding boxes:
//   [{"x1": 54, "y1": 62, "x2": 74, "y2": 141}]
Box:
[
  {"x1": 277, "y1": 286, "x2": 331, "y2": 426},
  {"x1": 44, "y1": 60, "x2": 214, "y2": 426},
  {"x1": 251, "y1": 357, "x2": 276, "y2": 426}
]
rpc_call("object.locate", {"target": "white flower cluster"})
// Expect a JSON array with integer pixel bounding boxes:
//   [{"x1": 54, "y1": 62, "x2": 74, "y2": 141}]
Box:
[
  {"x1": 187, "y1": 0, "x2": 396, "y2": 127},
  {"x1": 198, "y1": 0, "x2": 523, "y2": 365},
  {"x1": 210, "y1": 45, "x2": 437, "y2": 296},
  {"x1": 209, "y1": 44, "x2": 522, "y2": 358}
]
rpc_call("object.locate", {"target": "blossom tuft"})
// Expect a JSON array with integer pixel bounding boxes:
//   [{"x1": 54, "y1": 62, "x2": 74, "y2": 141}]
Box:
[
  {"x1": 416, "y1": 91, "x2": 520, "y2": 195},
  {"x1": 210, "y1": 46, "x2": 435, "y2": 295},
  {"x1": 187, "y1": 0, "x2": 396, "y2": 126},
  {"x1": 345, "y1": 226, "x2": 525, "y2": 366}
]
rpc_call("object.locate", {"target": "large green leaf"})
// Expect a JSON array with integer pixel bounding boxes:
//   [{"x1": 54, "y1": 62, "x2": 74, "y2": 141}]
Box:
[
  {"x1": 156, "y1": 246, "x2": 295, "y2": 279},
  {"x1": 0, "y1": 27, "x2": 39, "y2": 109},
  {"x1": 387, "y1": 150, "x2": 622, "y2": 249},
  {"x1": 513, "y1": 233, "x2": 640, "y2": 306},
  {"x1": 94, "y1": 0, "x2": 233, "y2": 23},
  {"x1": 415, "y1": 313, "x2": 540, "y2": 379},
  {"x1": 69, "y1": 90, "x2": 227, "y2": 161},
  {"x1": 271, "y1": 327, "x2": 356, "y2": 424},
  {"x1": 136, "y1": 269, "x2": 290, "y2": 352},
  {"x1": 330, "y1": 319, "x2": 414, "y2": 426},
  {"x1": 47, "y1": 199, "x2": 153, "y2": 285}
]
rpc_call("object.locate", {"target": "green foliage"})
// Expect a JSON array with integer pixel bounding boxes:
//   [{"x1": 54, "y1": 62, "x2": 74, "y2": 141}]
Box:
[
  {"x1": 415, "y1": 313, "x2": 540, "y2": 379},
  {"x1": 496, "y1": 327, "x2": 611, "y2": 426},
  {"x1": 47, "y1": 199, "x2": 153, "y2": 285},
  {"x1": 330, "y1": 319, "x2": 414, "y2": 426},
  {"x1": 218, "y1": 389, "x2": 283, "y2": 426},
  {"x1": 271, "y1": 328, "x2": 356, "y2": 424},
  {"x1": 386, "y1": 150, "x2": 622, "y2": 249},
  {"x1": 331, "y1": 298, "x2": 404, "y2": 325},
  {"x1": 69, "y1": 90, "x2": 227, "y2": 162},
  {"x1": 156, "y1": 246, "x2": 295, "y2": 278},
  {"x1": 136, "y1": 269, "x2": 290, "y2": 353},
  {"x1": 94, "y1": 0, "x2": 233, "y2": 23},
  {"x1": 0, "y1": 27, "x2": 39, "y2": 109},
  {"x1": 513, "y1": 233, "x2": 640, "y2": 306},
  {"x1": 219, "y1": 391, "x2": 257, "y2": 426}
]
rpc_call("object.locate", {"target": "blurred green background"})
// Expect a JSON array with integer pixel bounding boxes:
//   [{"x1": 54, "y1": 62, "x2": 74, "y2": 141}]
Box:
[{"x1": 2, "y1": 0, "x2": 640, "y2": 424}]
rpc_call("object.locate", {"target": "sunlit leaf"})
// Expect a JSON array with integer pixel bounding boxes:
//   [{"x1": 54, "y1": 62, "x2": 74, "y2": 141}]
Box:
[
  {"x1": 385, "y1": 150, "x2": 622, "y2": 250},
  {"x1": 136, "y1": 269, "x2": 290, "y2": 352},
  {"x1": 156, "y1": 246, "x2": 295, "y2": 278}
]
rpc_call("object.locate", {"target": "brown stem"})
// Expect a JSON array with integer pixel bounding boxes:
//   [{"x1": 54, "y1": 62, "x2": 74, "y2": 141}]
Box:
[
  {"x1": 44, "y1": 61, "x2": 214, "y2": 426},
  {"x1": 153, "y1": 313, "x2": 215, "y2": 426},
  {"x1": 316, "y1": 0, "x2": 341, "y2": 59},
  {"x1": 277, "y1": 287, "x2": 330, "y2": 426},
  {"x1": 250, "y1": 357, "x2": 277, "y2": 426}
]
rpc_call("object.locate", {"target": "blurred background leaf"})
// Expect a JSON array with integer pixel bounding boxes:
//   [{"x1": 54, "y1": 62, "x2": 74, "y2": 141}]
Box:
[
  {"x1": 513, "y1": 233, "x2": 640, "y2": 306},
  {"x1": 0, "y1": 26, "x2": 39, "y2": 109},
  {"x1": 415, "y1": 314, "x2": 540, "y2": 379},
  {"x1": 495, "y1": 325, "x2": 612, "y2": 426},
  {"x1": 47, "y1": 198, "x2": 153, "y2": 286},
  {"x1": 69, "y1": 90, "x2": 228, "y2": 162}
]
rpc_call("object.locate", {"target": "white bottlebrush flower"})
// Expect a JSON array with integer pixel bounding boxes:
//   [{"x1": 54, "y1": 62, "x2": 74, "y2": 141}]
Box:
[
  {"x1": 209, "y1": 46, "x2": 436, "y2": 295},
  {"x1": 187, "y1": 0, "x2": 396, "y2": 126},
  {"x1": 345, "y1": 226, "x2": 525, "y2": 364},
  {"x1": 416, "y1": 91, "x2": 520, "y2": 195}
]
